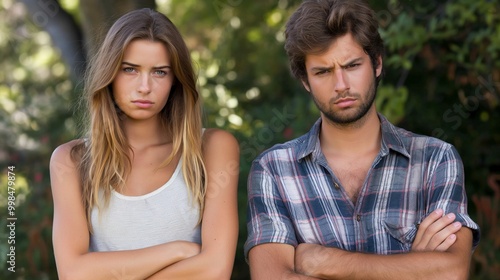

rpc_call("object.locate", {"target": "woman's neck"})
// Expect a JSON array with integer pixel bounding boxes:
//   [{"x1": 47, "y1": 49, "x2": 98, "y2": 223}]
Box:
[{"x1": 122, "y1": 117, "x2": 170, "y2": 150}]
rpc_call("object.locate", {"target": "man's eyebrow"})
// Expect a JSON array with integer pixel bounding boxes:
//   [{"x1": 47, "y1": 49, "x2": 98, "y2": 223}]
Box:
[
  {"x1": 310, "y1": 65, "x2": 334, "y2": 72},
  {"x1": 121, "y1": 62, "x2": 171, "y2": 69},
  {"x1": 309, "y1": 57, "x2": 364, "y2": 72},
  {"x1": 339, "y1": 57, "x2": 363, "y2": 67}
]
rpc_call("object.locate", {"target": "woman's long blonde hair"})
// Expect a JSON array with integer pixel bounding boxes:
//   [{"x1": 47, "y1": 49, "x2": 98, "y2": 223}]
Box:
[{"x1": 72, "y1": 8, "x2": 206, "y2": 230}]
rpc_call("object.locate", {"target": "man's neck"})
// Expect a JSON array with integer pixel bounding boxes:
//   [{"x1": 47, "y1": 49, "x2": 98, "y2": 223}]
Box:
[{"x1": 319, "y1": 108, "x2": 381, "y2": 158}]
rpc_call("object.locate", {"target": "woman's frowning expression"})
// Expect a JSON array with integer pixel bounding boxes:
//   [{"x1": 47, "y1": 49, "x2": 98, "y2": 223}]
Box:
[{"x1": 112, "y1": 39, "x2": 174, "y2": 122}]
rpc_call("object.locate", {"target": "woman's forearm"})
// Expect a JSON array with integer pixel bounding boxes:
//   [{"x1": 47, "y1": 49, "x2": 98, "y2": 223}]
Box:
[{"x1": 56, "y1": 241, "x2": 200, "y2": 280}]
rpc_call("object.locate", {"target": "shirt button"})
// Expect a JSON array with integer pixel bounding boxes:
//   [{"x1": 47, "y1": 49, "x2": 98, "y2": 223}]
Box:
[
  {"x1": 356, "y1": 215, "x2": 361, "y2": 222},
  {"x1": 334, "y1": 182, "x2": 340, "y2": 189}
]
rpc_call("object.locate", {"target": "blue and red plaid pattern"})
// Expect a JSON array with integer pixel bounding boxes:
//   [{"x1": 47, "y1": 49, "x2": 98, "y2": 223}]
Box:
[{"x1": 245, "y1": 114, "x2": 480, "y2": 258}]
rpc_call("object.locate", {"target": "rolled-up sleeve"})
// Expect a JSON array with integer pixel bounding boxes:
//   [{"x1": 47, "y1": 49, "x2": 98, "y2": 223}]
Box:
[
  {"x1": 427, "y1": 144, "x2": 480, "y2": 248},
  {"x1": 244, "y1": 158, "x2": 298, "y2": 260}
]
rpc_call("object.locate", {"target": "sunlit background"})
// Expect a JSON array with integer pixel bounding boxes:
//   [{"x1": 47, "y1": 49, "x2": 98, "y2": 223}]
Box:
[{"x1": 1, "y1": 0, "x2": 499, "y2": 278}]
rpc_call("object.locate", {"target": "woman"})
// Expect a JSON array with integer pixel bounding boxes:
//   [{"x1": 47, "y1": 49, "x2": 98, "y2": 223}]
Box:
[{"x1": 49, "y1": 8, "x2": 239, "y2": 279}]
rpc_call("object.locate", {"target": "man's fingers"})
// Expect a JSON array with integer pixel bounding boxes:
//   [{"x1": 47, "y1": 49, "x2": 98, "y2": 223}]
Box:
[
  {"x1": 418, "y1": 209, "x2": 444, "y2": 230},
  {"x1": 434, "y1": 233, "x2": 457, "y2": 252},
  {"x1": 413, "y1": 209, "x2": 445, "y2": 246},
  {"x1": 425, "y1": 213, "x2": 456, "y2": 235},
  {"x1": 412, "y1": 210, "x2": 462, "y2": 252},
  {"x1": 425, "y1": 221, "x2": 462, "y2": 250}
]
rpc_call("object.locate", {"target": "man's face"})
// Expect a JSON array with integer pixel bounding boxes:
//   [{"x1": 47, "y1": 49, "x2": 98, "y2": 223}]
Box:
[{"x1": 303, "y1": 33, "x2": 382, "y2": 126}]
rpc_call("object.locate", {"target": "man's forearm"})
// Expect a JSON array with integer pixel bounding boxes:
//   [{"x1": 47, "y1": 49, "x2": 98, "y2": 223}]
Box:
[
  {"x1": 296, "y1": 228, "x2": 473, "y2": 280},
  {"x1": 248, "y1": 243, "x2": 324, "y2": 280},
  {"x1": 250, "y1": 268, "x2": 323, "y2": 280},
  {"x1": 315, "y1": 249, "x2": 467, "y2": 280}
]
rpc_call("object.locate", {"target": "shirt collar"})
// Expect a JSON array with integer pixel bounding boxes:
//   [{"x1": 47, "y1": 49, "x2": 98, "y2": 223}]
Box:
[
  {"x1": 296, "y1": 113, "x2": 410, "y2": 161},
  {"x1": 378, "y1": 114, "x2": 410, "y2": 158}
]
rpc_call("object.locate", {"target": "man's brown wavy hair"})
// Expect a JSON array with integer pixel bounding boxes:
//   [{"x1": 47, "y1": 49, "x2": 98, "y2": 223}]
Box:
[{"x1": 285, "y1": 0, "x2": 384, "y2": 86}]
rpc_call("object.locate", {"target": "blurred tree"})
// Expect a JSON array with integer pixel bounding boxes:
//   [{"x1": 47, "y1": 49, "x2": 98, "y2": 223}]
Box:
[
  {"x1": 1, "y1": 0, "x2": 498, "y2": 279},
  {"x1": 375, "y1": 1, "x2": 500, "y2": 277},
  {"x1": 18, "y1": 0, "x2": 85, "y2": 82},
  {"x1": 0, "y1": 0, "x2": 74, "y2": 278},
  {"x1": 19, "y1": 0, "x2": 155, "y2": 86}
]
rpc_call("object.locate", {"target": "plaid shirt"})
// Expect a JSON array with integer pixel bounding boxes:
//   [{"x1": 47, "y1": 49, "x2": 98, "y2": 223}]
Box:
[{"x1": 245, "y1": 114, "x2": 480, "y2": 258}]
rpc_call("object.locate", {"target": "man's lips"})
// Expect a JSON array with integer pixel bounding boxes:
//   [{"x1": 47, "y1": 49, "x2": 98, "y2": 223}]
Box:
[{"x1": 334, "y1": 97, "x2": 356, "y2": 108}]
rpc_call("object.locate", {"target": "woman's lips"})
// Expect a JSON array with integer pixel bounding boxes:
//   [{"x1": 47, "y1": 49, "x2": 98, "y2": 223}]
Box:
[{"x1": 132, "y1": 100, "x2": 154, "y2": 109}]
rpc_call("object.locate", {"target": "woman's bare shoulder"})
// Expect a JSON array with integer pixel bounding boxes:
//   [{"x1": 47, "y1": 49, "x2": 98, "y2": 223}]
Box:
[
  {"x1": 50, "y1": 139, "x2": 85, "y2": 173},
  {"x1": 202, "y1": 128, "x2": 238, "y2": 150},
  {"x1": 202, "y1": 129, "x2": 239, "y2": 173}
]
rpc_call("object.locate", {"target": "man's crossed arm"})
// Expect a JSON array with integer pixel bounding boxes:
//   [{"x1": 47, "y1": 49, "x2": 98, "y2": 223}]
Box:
[{"x1": 248, "y1": 209, "x2": 473, "y2": 280}]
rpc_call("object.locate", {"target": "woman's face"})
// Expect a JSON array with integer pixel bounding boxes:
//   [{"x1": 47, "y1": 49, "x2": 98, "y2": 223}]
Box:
[{"x1": 112, "y1": 39, "x2": 174, "y2": 122}]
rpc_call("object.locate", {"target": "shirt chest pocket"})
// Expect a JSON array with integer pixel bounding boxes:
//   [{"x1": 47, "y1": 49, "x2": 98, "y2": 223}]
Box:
[{"x1": 383, "y1": 213, "x2": 419, "y2": 251}]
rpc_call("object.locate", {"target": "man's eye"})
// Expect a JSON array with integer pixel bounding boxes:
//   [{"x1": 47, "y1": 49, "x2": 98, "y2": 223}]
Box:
[
  {"x1": 315, "y1": 70, "x2": 329, "y2": 76},
  {"x1": 345, "y1": 63, "x2": 360, "y2": 69}
]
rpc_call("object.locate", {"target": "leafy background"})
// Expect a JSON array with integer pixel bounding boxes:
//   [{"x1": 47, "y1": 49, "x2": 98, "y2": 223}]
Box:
[{"x1": 0, "y1": 0, "x2": 499, "y2": 279}]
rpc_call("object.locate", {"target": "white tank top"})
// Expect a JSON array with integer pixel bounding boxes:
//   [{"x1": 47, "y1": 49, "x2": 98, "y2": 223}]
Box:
[{"x1": 89, "y1": 159, "x2": 201, "y2": 251}]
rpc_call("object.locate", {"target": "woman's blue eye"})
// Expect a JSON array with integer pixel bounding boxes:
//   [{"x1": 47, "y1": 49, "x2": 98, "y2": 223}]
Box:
[{"x1": 154, "y1": 70, "x2": 167, "y2": 76}]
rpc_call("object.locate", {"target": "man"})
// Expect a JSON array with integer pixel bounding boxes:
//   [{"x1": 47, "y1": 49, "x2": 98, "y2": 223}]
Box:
[{"x1": 245, "y1": 0, "x2": 480, "y2": 279}]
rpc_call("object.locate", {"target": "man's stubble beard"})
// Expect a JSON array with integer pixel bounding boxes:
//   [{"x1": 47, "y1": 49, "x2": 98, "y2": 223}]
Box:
[{"x1": 310, "y1": 75, "x2": 377, "y2": 128}]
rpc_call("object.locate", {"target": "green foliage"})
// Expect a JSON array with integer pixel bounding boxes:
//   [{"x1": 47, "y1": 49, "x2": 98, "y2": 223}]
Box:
[
  {"x1": 376, "y1": 85, "x2": 408, "y2": 123},
  {"x1": 0, "y1": 0, "x2": 75, "y2": 278},
  {"x1": 1, "y1": 0, "x2": 498, "y2": 279},
  {"x1": 376, "y1": 1, "x2": 500, "y2": 277}
]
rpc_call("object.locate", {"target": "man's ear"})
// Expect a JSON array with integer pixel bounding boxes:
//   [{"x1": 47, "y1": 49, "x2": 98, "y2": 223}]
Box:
[
  {"x1": 375, "y1": 55, "x2": 383, "y2": 78},
  {"x1": 302, "y1": 78, "x2": 311, "y2": 92}
]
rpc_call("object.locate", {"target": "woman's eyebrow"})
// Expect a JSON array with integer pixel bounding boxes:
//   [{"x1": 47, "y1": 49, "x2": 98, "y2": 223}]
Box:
[{"x1": 121, "y1": 61, "x2": 171, "y2": 69}]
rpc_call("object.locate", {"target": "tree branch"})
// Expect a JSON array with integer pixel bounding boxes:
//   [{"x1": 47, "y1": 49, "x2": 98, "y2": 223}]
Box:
[{"x1": 19, "y1": 0, "x2": 86, "y2": 86}]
